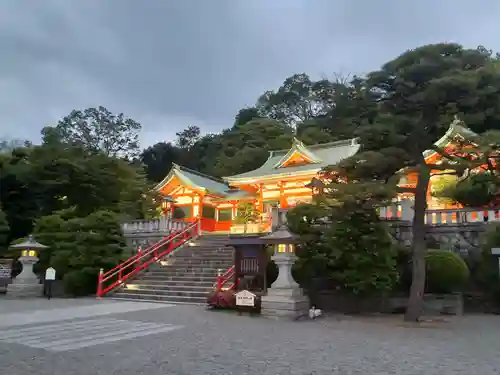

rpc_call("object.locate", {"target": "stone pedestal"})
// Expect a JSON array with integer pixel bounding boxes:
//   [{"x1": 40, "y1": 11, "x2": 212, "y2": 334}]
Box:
[
  {"x1": 7, "y1": 255, "x2": 42, "y2": 298},
  {"x1": 261, "y1": 252, "x2": 309, "y2": 319}
]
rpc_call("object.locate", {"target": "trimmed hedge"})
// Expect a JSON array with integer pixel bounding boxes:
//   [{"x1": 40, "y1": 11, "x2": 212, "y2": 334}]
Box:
[
  {"x1": 63, "y1": 267, "x2": 100, "y2": 297},
  {"x1": 425, "y1": 250, "x2": 469, "y2": 294},
  {"x1": 395, "y1": 248, "x2": 470, "y2": 294}
]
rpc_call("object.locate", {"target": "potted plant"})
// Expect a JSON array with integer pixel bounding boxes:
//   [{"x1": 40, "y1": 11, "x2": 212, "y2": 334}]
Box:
[{"x1": 232, "y1": 202, "x2": 260, "y2": 233}]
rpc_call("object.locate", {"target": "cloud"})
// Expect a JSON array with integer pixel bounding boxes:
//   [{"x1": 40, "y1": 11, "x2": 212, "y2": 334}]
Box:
[{"x1": 1, "y1": 0, "x2": 499, "y2": 147}]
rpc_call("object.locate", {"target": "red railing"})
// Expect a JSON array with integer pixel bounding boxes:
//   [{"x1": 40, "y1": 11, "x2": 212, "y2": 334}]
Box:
[
  {"x1": 215, "y1": 265, "x2": 236, "y2": 291},
  {"x1": 96, "y1": 220, "x2": 201, "y2": 297}
]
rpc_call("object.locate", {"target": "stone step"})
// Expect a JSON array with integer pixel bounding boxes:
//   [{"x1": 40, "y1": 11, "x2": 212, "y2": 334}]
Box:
[
  {"x1": 172, "y1": 253, "x2": 234, "y2": 259},
  {"x1": 149, "y1": 265, "x2": 233, "y2": 272},
  {"x1": 141, "y1": 271, "x2": 220, "y2": 278},
  {"x1": 189, "y1": 241, "x2": 231, "y2": 246},
  {"x1": 155, "y1": 259, "x2": 233, "y2": 265},
  {"x1": 172, "y1": 253, "x2": 233, "y2": 258},
  {"x1": 173, "y1": 251, "x2": 232, "y2": 256},
  {"x1": 147, "y1": 266, "x2": 224, "y2": 272},
  {"x1": 126, "y1": 283, "x2": 213, "y2": 291},
  {"x1": 110, "y1": 293, "x2": 206, "y2": 305},
  {"x1": 134, "y1": 275, "x2": 217, "y2": 283},
  {"x1": 131, "y1": 280, "x2": 214, "y2": 288},
  {"x1": 115, "y1": 288, "x2": 208, "y2": 298},
  {"x1": 106, "y1": 234, "x2": 233, "y2": 304},
  {"x1": 119, "y1": 288, "x2": 208, "y2": 298},
  {"x1": 166, "y1": 260, "x2": 234, "y2": 267},
  {"x1": 166, "y1": 252, "x2": 234, "y2": 261}
]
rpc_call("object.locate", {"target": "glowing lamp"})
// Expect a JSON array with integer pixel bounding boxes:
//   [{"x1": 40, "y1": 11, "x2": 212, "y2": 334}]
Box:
[
  {"x1": 161, "y1": 196, "x2": 174, "y2": 211},
  {"x1": 261, "y1": 221, "x2": 298, "y2": 256}
]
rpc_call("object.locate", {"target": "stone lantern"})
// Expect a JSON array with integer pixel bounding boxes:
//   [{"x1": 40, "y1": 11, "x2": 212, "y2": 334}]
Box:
[
  {"x1": 260, "y1": 221, "x2": 309, "y2": 319},
  {"x1": 8, "y1": 235, "x2": 48, "y2": 298}
]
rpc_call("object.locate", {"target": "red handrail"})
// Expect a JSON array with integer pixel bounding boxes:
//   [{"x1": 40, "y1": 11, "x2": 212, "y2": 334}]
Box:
[
  {"x1": 96, "y1": 219, "x2": 201, "y2": 297},
  {"x1": 215, "y1": 265, "x2": 236, "y2": 291}
]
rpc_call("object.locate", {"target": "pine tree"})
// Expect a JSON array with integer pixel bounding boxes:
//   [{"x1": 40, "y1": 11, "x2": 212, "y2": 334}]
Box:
[
  {"x1": 0, "y1": 207, "x2": 10, "y2": 255},
  {"x1": 323, "y1": 202, "x2": 399, "y2": 296}
]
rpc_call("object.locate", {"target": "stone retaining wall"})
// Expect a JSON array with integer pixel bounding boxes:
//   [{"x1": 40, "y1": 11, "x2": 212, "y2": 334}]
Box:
[{"x1": 307, "y1": 289, "x2": 464, "y2": 315}]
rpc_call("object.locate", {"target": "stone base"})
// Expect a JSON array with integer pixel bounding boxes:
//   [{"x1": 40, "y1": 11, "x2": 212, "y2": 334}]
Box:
[
  {"x1": 7, "y1": 283, "x2": 43, "y2": 298},
  {"x1": 261, "y1": 287, "x2": 310, "y2": 320},
  {"x1": 388, "y1": 293, "x2": 464, "y2": 316}
]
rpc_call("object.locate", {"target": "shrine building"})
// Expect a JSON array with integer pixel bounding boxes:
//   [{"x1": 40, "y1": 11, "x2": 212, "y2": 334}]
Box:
[
  {"x1": 155, "y1": 118, "x2": 481, "y2": 232},
  {"x1": 155, "y1": 137, "x2": 360, "y2": 232}
]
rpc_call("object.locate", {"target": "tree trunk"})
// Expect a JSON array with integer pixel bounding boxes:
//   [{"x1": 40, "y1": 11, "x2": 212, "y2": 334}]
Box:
[{"x1": 404, "y1": 163, "x2": 430, "y2": 322}]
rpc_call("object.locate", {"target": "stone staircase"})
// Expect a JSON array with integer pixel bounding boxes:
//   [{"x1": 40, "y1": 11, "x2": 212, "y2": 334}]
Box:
[{"x1": 110, "y1": 234, "x2": 233, "y2": 304}]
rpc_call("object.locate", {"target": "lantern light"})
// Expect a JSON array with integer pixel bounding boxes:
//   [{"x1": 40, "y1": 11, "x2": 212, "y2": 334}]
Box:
[
  {"x1": 261, "y1": 221, "x2": 298, "y2": 255},
  {"x1": 161, "y1": 196, "x2": 174, "y2": 210}
]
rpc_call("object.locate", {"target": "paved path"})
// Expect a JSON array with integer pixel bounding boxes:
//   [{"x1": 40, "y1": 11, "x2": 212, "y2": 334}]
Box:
[{"x1": 0, "y1": 298, "x2": 499, "y2": 375}]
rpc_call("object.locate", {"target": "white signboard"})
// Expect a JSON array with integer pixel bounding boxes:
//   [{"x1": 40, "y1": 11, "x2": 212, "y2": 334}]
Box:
[
  {"x1": 45, "y1": 267, "x2": 56, "y2": 281},
  {"x1": 235, "y1": 290, "x2": 256, "y2": 307},
  {"x1": 492, "y1": 248, "x2": 500, "y2": 256}
]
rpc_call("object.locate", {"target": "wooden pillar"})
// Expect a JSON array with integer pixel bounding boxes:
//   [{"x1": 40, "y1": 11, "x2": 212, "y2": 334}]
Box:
[
  {"x1": 232, "y1": 202, "x2": 237, "y2": 219},
  {"x1": 193, "y1": 194, "x2": 203, "y2": 218},
  {"x1": 258, "y1": 183, "x2": 264, "y2": 214},
  {"x1": 191, "y1": 196, "x2": 196, "y2": 219},
  {"x1": 279, "y1": 181, "x2": 287, "y2": 208}
]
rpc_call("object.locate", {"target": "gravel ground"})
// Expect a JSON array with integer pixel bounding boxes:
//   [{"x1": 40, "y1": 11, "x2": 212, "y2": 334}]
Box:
[{"x1": 0, "y1": 298, "x2": 499, "y2": 375}]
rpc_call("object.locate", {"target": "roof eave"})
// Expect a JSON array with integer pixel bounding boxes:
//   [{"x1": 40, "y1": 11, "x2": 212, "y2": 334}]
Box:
[
  {"x1": 423, "y1": 118, "x2": 479, "y2": 159},
  {"x1": 225, "y1": 168, "x2": 322, "y2": 184},
  {"x1": 273, "y1": 138, "x2": 322, "y2": 168},
  {"x1": 153, "y1": 169, "x2": 177, "y2": 192}
]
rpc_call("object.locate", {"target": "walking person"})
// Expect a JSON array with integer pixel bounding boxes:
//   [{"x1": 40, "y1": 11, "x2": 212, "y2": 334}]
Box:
[{"x1": 44, "y1": 266, "x2": 56, "y2": 300}]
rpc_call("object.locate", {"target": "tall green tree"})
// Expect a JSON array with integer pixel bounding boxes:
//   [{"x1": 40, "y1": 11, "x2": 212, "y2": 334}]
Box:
[
  {"x1": 34, "y1": 210, "x2": 126, "y2": 296},
  {"x1": 256, "y1": 73, "x2": 336, "y2": 126},
  {"x1": 0, "y1": 206, "x2": 10, "y2": 255},
  {"x1": 26, "y1": 144, "x2": 152, "y2": 219},
  {"x1": 0, "y1": 142, "x2": 154, "y2": 239},
  {"x1": 140, "y1": 142, "x2": 180, "y2": 182},
  {"x1": 175, "y1": 125, "x2": 201, "y2": 149},
  {"x1": 41, "y1": 106, "x2": 142, "y2": 159},
  {"x1": 211, "y1": 118, "x2": 294, "y2": 176},
  {"x1": 234, "y1": 107, "x2": 261, "y2": 128},
  {"x1": 0, "y1": 146, "x2": 39, "y2": 240},
  {"x1": 327, "y1": 43, "x2": 500, "y2": 321}
]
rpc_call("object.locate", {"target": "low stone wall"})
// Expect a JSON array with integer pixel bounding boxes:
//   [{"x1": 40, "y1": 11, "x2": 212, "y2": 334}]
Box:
[
  {"x1": 1, "y1": 280, "x2": 69, "y2": 298},
  {"x1": 307, "y1": 289, "x2": 464, "y2": 316},
  {"x1": 0, "y1": 277, "x2": 11, "y2": 294},
  {"x1": 45, "y1": 280, "x2": 68, "y2": 298}
]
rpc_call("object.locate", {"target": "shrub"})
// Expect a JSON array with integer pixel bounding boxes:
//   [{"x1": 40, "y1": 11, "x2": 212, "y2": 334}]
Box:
[
  {"x1": 393, "y1": 246, "x2": 412, "y2": 292},
  {"x1": 425, "y1": 250, "x2": 470, "y2": 294},
  {"x1": 0, "y1": 207, "x2": 9, "y2": 256},
  {"x1": 322, "y1": 204, "x2": 399, "y2": 295},
  {"x1": 63, "y1": 267, "x2": 100, "y2": 297},
  {"x1": 173, "y1": 207, "x2": 186, "y2": 219},
  {"x1": 233, "y1": 202, "x2": 259, "y2": 229},
  {"x1": 206, "y1": 289, "x2": 236, "y2": 309}
]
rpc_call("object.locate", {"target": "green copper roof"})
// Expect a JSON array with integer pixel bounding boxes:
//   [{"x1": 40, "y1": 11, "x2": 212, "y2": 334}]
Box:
[
  {"x1": 213, "y1": 189, "x2": 256, "y2": 202},
  {"x1": 273, "y1": 138, "x2": 322, "y2": 168},
  {"x1": 224, "y1": 138, "x2": 360, "y2": 182},
  {"x1": 155, "y1": 164, "x2": 229, "y2": 196},
  {"x1": 423, "y1": 116, "x2": 479, "y2": 158}
]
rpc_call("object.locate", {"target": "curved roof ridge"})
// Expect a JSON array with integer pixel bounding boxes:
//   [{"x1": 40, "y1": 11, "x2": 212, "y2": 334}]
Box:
[
  {"x1": 267, "y1": 137, "x2": 359, "y2": 153},
  {"x1": 173, "y1": 163, "x2": 226, "y2": 184},
  {"x1": 308, "y1": 138, "x2": 359, "y2": 149}
]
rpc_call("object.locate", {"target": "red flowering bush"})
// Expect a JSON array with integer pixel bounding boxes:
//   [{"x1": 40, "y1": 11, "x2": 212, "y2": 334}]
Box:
[{"x1": 206, "y1": 289, "x2": 236, "y2": 309}]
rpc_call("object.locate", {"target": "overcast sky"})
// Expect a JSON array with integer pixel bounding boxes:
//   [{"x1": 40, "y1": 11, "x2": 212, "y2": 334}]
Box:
[{"x1": 1, "y1": 0, "x2": 499, "y2": 148}]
